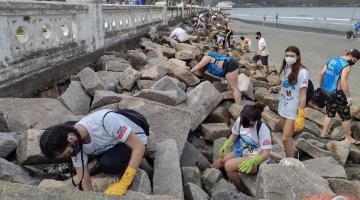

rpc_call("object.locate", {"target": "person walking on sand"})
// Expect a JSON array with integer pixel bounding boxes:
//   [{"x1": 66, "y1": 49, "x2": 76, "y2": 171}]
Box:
[
  {"x1": 354, "y1": 21, "x2": 360, "y2": 38},
  {"x1": 263, "y1": 15, "x2": 266, "y2": 26},
  {"x1": 275, "y1": 46, "x2": 309, "y2": 157},
  {"x1": 319, "y1": 49, "x2": 360, "y2": 145},
  {"x1": 275, "y1": 13, "x2": 279, "y2": 27},
  {"x1": 211, "y1": 104, "x2": 272, "y2": 190},
  {"x1": 252, "y1": 32, "x2": 270, "y2": 72}
]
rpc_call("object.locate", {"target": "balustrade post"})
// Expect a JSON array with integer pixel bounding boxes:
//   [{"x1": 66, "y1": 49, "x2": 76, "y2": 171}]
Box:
[
  {"x1": 162, "y1": 0, "x2": 168, "y2": 25},
  {"x1": 181, "y1": 0, "x2": 184, "y2": 18}
]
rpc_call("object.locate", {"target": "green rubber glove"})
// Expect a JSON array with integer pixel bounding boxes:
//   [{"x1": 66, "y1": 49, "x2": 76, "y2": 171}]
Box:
[
  {"x1": 218, "y1": 139, "x2": 233, "y2": 159},
  {"x1": 238, "y1": 155, "x2": 263, "y2": 174}
]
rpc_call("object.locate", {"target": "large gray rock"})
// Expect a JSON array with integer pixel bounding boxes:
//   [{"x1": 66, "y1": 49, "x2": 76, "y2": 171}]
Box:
[
  {"x1": 141, "y1": 63, "x2": 167, "y2": 80},
  {"x1": 140, "y1": 38, "x2": 176, "y2": 58},
  {"x1": 182, "y1": 167, "x2": 202, "y2": 188},
  {"x1": 91, "y1": 90, "x2": 123, "y2": 110},
  {"x1": 261, "y1": 108, "x2": 282, "y2": 132},
  {"x1": 96, "y1": 71, "x2": 123, "y2": 91},
  {"x1": 0, "y1": 132, "x2": 17, "y2": 158},
  {"x1": 151, "y1": 76, "x2": 187, "y2": 94},
  {"x1": 295, "y1": 138, "x2": 334, "y2": 159},
  {"x1": 305, "y1": 107, "x2": 325, "y2": 127},
  {"x1": 99, "y1": 95, "x2": 191, "y2": 155},
  {"x1": 349, "y1": 145, "x2": 360, "y2": 164},
  {"x1": 96, "y1": 54, "x2": 132, "y2": 72},
  {"x1": 184, "y1": 183, "x2": 209, "y2": 200},
  {"x1": 0, "y1": 157, "x2": 39, "y2": 185},
  {"x1": 200, "y1": 123, "x2": 230, "y2": 142},
  {"x1": 303, "y1": 157, "x2": 347, "y2": 179},
  {"x1": 238, "y1": 174, "x2": 257, "y2": 197},
  {"x1": 180, "y1": 141, "x2": 211, "y2": 168},
  {"x1": 201, "y1": 168, "x2": 223, "y2": 192},
  {"x1": 237, "y1": 73, "x2": 255, "y2": 100},
  {"x1": 135, "y1": 89, "x2": 185, "y2": 106},
  {"x1": 0, "y1": 180, "x2": 176, "y2": 200},
  {"x1": 207, "y1": 104, "x2": 230, "y2": 125},
  {"x1": 303, "y1": 119, "x2": 322, "y2": 137},
  {"x1": 326, "y1": 140, "x2": 350, "y2": 166},
  {"x1": 213, "y1": 137, "x2": 228, "y2": 162},
  {"x1": 166, "y1": 61, "x2": 200, "y2": 86},
  {"x1": 153, "y1": 139, "x2": 184, "y2": 200},
  {"x1": 129, "y1": 169, "x2": 152, "y2": 194},
  {"x1": 229, "y1": 103, "x2": 243, "y2": 119},
  {"x1": 351, "y1": 105, "x2": 360, "y2": 120},
  {"x1": 256, "y1": 164, "x2": 334, "y2": 200},
  {"x1": 178, "y1": 81, "x2": 222, "y2": 131},
  {"x1": 118, "y1": 68, "x2": 141, "y2": 90},
  {"x1": 175, "y1": 50, "x2": 199, "y2": 60},
  {"x1": 328, "y1": 178, "x2": 360, "y2": 200},
  {"x1": 211, "y1": 179, "x2": 255, "y2": 200},
  {"x1": 126, "y1": 49, "x2": 149, "y2": 70},
  {"x1": 78, "y1": 67, "x2": 106, "y2": 96},
  {"x1": 59, "y1": 81, "x2": 91, "y2": 115},
  {"x1": 137, "y1": 80, "x2": 156, "y2": 90},
  {"x1": 0, "y1": 98, "x2": 75, "y2": 132}
]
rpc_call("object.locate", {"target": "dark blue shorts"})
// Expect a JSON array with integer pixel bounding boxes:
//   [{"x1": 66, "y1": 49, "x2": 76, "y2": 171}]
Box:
[{"x1": 253, "y1": 55, "x2": 269, "y2": 66}]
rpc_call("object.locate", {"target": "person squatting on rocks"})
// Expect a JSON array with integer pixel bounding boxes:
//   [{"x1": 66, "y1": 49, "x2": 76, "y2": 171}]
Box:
[
  {"x1": 169, "y1": 27, "x2": 191, "y2": 43},
  {"x1": 40, "y1": 109, "x2": 148, "y2": 196},
  {"x1": 240, "y1": 36, "x2": 252, "y2": 53},
  {"x1": 275, "y1": 46, "x2": 309, "y2": 157},
  {"x1": 224, "y1": 19, "x2": 233, "y2": 49},
  {"x1": 252, "y1": 31, "x2": 270, "y2": 72},
  {"x1": 191, "y1": 52, "x2": 242, "y2": 104},
  {"x1": 319, "y1": 48, "x2": 360, "y2": 145},
  {"x1": 211, "y1": 104, "x2": 272, "y2": 189}
]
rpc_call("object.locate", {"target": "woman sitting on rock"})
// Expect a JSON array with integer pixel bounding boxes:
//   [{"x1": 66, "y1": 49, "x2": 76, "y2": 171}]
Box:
[
  {"x1": 191, "y1": 52, "x2": 241, "y2": 104},
  {"x1": 211, "y1": 103, "x2": 272, "y2": 189}
]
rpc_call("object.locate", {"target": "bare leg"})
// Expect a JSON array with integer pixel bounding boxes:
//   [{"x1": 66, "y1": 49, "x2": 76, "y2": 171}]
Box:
[
  {"x1": 225, "y1": 70, "x2": 241, "y2": 104},
  {"x1": 342, "y1": 120, "x2": 355, "y2": 142},
  {"x1": 211, "y1": 153, "x2": 234, "y2": 169},
  {"x1": 321, "y1": 116, "x2": 333, "y2": 137},
  {"x1": 281, "y1": 117, "x2": 295, "y2": 157},
  {"x1": 224, "y1": 157, "x2": 257, "y2": 189}
]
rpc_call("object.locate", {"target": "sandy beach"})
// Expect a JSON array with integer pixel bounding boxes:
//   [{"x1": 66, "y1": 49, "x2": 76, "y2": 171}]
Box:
[{"x1": 230, "y1": 19, "x2": 360, "y2": 104}]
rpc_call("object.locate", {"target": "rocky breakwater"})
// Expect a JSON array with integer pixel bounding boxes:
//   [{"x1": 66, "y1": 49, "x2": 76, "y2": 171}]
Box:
[{"x1": 0, "y1": 17, "x2": 360, "y2": 200}]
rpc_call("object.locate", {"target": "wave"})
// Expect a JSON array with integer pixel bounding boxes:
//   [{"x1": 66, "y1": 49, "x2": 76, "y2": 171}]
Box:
[
  {"x1": 280, "y1": 16, "x2": 315, "y2": 20},
  {"x1": 323, "y1": 17, "x2": 350, "y2": 21}
]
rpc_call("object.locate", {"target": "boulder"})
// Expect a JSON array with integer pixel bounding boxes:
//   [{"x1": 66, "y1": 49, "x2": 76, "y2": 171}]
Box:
[
  {"x1": 349, "y1": 145, "x2": 360, "y2": 164},
  {"x1": 126, "y1": 49, "x2": 149, "y2": 70},
  {"x1": 0, "y1": 132, "x2": 17, "y2": 158},
  {"x1": 201, "y1": 168, "x2": 223, "y2": 192},
  {"x1": 207, "y1": 103, "x2": 230, "y2": 125},
  {"x1": 180, "y1": 141, "x2": 210, "y2": 168},
  {"x1": 0, "y1": 157, "x2": 39, "y2": 185},
  {"x1": 238, "y1": 174, "x2": 257, "y2": 197},
  {"x1": 59, "y1": 81, "x2": 91, "y2": 115},
  {"x1": 251, "y1": 79, "x2": 269, "y2": 88},
  {"x1": 141, "y1": 63, "x2": 167, "y2": 80},
  {"x1": 178, "y1": 81, "x2": 222, "y2": 131},
  {"x1": 239, "y1": 58, "x2": 253, "y2": 70},
  {"x1": 229, "y1": 103, "x2": 243, "y2": 119},
  {"x1": 175, "y1": 50, "x2": 198, "y2": 60},
  {"x1": 167, "y1": 58, "x2": 186, "y2": 68},
  {"x1": 135, "y1": 89, "x2": 186, "y2": 106},
  {"x1": 78, "y1": 67, "x2": 106, "y2": 96},
  {"x1": 253, "y1": 70, "x2": 267, "y2": 81},
  {"x1": 305, "y1": 107, "x2": 325, "y2": 127},
  {"x1": 345, "y1": 164, "x2": 360, "y2": 180},
  {"x1": 264, "y1": 93, "x2": 279, "y2": 112},
  {"x1": 303, "y1": 157, "x2": 347, "y2": 179},
  {"x1": 149, "y1": 76, "x2": 188, "y2": 104},
  {"x1": 91, "y1": 90, "x2": 123, "y2": 110},
  {"x1": 136, "y1": 80, "x2": 156, "y2": 90},
  {"x1": 148, "y1": 57, "x2": 169, "y2": 69},
  {"x1": 295, "y1": 138, "x2": 334, "y2": 159},
  {"x1": 303, "y1": 119, "x2": 322, "y2": 137},
  {"x1": 0, "y1": 98, "x2": 75, "y2": 132},
  {"x1": 118, "y1": 68, "x2": 141, "y2": 90},
  {"x1": 211, "y1": 179, "x2": 255, "y2": 200},
  {"x1": 129, "y1": 169, "x2": 152, "y2": 194},
  {"x1": 172, "y1": 42, "x2": 201, "y2": 53},
  {"x1": 203, "y1": 71, "x2": 222, "y2": 82},
  {"x1": 328, "y1": 178, "x2": 360, "y2": 200},
  {"x1": 266, "y1": 74, "x2": 281, "y2": 86},
  {"x1": 270, "y1": 143, "x2": 286, "y2": 162},
  {"x1": 140, "y1": 38, "x2": 176, "y2": 58},
  {"x1": 140, "y1": 158, "x2": 154, "y2": 180},
  {"x1": 147, "y1": 49, "x2": 164, "y2": 58},
  {"x1": 184, "y1": 183, "x2": 208, "y2": 200},
  {"x1": 326, "y1": 140, "x2": 350, "y2": 166},
  {"x1": 182, "y1": 167, "x2": 202, "y2": 188},
  {"x1": 212, "y1": 81, "x2": 228, "y2": 93},
  {"x1": 350, "y1": 104, "x2": 360, "y2": 120},
  {"x1": 237, "y1": 73, "x2": 255, "y2": 100},
  {"x1": 200, "y1": 123, "x2": 230, "y2": 142},
  {"x1": 213, "y1": 137, "x2": 228, "y2": 162},
  {"x1": 254, "y1": 87, "x2": 269, "y2": 104},
  {"x1": 256, "y1": 164, "x2": 334, "y2": 200},
  {"x1": 96, "y1": 54, "x2": 132, "y2": 72},
  {"x1": 153, "y1": 139, "x2": 184, "y2": 200},
  {"x1": 96, "y1": 71, "x2": 122, "y2": 91},
  {"x1": 99, "y1": 95, "x2": 191, "y2": 155},
  {"x1": 261, "y1": 108, "x2": 282, "y2": 132},
  {"x1": 166, "y1": 61, "x2": 200, "y2": 86}
]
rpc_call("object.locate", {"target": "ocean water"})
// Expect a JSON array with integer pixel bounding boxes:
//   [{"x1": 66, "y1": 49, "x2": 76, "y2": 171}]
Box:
[{"x1": 226, "y1": 7, "x2": 360, "y2": 31}]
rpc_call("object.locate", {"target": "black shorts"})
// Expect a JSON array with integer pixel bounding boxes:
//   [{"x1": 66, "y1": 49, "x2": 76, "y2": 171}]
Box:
[
  {"x1": 97, "y1": 142, "x2": 132, "y2": 175},
  {"x1": 252, "y1": 55, "x2": 269, "y2": 66},
  {"x1": 324, "y1": 90, "x2": 352, "y2": 121},
  {"x1": 224, "y1": 58, "x2": 239, "y2": 74}
]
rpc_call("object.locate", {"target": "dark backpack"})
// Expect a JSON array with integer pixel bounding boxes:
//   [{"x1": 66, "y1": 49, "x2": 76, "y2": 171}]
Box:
[{"x1": 306, "y1": 79, "x2": 314, "y2": 104}]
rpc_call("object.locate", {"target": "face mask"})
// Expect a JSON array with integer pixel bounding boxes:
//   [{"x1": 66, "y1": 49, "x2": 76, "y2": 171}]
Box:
[
  {"x1": 285, "y1": 56, "x2": 297, "y2": 66},
  {"x1": 70, "y1": 141, "x2": 81, "y2": 157}
]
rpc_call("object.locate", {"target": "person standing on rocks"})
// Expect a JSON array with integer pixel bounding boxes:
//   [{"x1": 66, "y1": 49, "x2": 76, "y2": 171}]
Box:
[
  {"x1": 191, "y1": 52, "x2": 242, "y2": 104},
  {"x1": 252, "y1": 32, "x2": 270, "y2": 72},
  {"x1": 276, "y1": 46, "x2": 309, "y2": 157},
  {"x1": 319, "y1": 49, "x2": 360, "y2": 145},
  {"x1": 40, "y1": 109, "x2": 148, "y2": 196},
  {"x1": 211, "y1": 104, "x2": 272, "y2": 189}
]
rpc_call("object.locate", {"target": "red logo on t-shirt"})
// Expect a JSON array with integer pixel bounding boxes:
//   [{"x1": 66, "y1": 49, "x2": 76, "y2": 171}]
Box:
[
  {"x1": 262, "y1": 140, "x2": 271, "y2": 145},
  {"x1": 118, "y1": 126, "x2": 127, "y2": 140}
]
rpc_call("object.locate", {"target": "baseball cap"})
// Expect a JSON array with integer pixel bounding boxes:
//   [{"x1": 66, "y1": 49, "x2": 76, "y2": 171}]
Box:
[{"x1": 347, "y1": 48, "x2": 360, "y2": 60}]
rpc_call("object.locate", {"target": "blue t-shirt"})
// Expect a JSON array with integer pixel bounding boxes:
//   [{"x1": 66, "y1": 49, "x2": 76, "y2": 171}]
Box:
[
  {"x1": 354, "y1": 22, "x2": 360, "y2": 31},
  {"x1": 321, "y1": 56, "x2": 349, "y2": 94}
]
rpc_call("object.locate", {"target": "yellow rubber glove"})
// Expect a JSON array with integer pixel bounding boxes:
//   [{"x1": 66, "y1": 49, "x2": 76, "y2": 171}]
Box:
[
  {"x1": 294, "y1": 108, "x2": 305, "y2": 133},
  {"x1": 104, "y1": 166, "x2": 137, "y2": 196},
  {"x1": 218, "y1": 139, "x2": 233, "y2": 159},
  {"x1": 238, "y1": 155, "x2": 263, "y2": 174}
]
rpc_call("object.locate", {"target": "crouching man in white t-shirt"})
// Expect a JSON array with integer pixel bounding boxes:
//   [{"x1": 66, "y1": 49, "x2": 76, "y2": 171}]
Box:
[
  {"x1": 40, "y1": 109, "x2": 148, "y2": 196},
  {"x1": 211, "y1": 103, "x2": 272, "y2": 190}
]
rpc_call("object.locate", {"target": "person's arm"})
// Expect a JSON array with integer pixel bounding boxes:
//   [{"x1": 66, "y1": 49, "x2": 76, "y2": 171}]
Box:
[
  {"x1": 124, "y1": 132, "x2": 145, "y2": 169},
  {"x1": 258, "y1": 149, "x2": 271, "y2": 161},
  {"x1": 319, "y1": 64, "x2": 327, "y2": 87},
  {"x1": 294, "y1": 69, "x2": 309, "y2": 132},
  {"x1": 75, "y1": 165, "x2": 93, "y2": 191},
  {"x1": 340, "y1": 66, "x2": 351, "y2": 97},
  {"x1": 299, "y1": 87, "x2": 307, "y2": 109},
  {"x1": 190, "y1": 56, "x2": 211, "y2": 73}
]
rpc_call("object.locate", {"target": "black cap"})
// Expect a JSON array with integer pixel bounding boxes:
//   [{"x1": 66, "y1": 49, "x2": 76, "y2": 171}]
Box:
[{"x1": 348, "y1": 49, "x2": 360, "y2": 60}]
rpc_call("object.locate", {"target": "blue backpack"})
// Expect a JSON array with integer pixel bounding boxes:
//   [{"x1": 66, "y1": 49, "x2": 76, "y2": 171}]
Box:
[{"x1": 206, "y1": 52, "x2": 232, "y2": 77}]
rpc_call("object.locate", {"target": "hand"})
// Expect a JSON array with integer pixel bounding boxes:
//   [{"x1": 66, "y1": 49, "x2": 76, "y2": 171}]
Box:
[
  {"x1": 347, "y1": 97, "x2": 353, "y2": 107},
  {"x1": 104, "y1": 167, "x2": 137, "y2": 196},
  {"x1": 218, "y1": 139, "x2": 233, "y2": 159},
  {"x1": 294, "y1": 109, "x2": 305, "y2": 133},
  {"x1": 238, "y1": 155, "x2": 263, "y2": 174}
]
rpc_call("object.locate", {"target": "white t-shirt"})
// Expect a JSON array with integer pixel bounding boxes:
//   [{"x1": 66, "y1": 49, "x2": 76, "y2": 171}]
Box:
[
  {"x1": 258, "y1": 37, "x2": 269, "y2": 56},
  {"x1": 169, "y1": 28, "x2": 188, "y2": 42},
  {"x1": 278, "y1": 66, "x2": 309, "y2": 120},
  {"x1": 71, "y1": 109, "x2": 148, "y2": 168},
  {"x1": 231, "y1": 118, "x2": 272, "y2": 157}
]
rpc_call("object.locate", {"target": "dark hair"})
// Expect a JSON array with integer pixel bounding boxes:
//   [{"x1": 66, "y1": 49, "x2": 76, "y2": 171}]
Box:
[
  {"x1": 255, "y1": 32, "x2": 261, "y2": 37},
  {"x1": 240, "y1": 36, "x2": 245, "y2": 40},
  {"x1": 240, "y1": 103, "x2": 265, "y2": 122},
  {"x1": 40, "y1": 125, "x2": 81, "y2": 159},
  {"x1": 280, "y1": 46, "x2": 303, "y2": 85}
]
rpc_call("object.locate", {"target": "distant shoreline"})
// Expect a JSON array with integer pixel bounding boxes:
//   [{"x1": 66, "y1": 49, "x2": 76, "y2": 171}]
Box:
[{"x1": 230, "y1": 18, "x2": 346, "y2": 36}]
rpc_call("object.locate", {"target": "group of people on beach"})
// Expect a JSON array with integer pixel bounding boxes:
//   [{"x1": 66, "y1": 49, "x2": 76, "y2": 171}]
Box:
[{"x1": 37, "y1": 9, "x2": 360, "y2": 199}]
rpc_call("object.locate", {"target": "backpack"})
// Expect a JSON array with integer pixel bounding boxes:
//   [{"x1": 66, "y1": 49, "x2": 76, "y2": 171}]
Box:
[
  {"x1": 102, "y1": 109, "x2": 150, "y2": 136},
  {"x1": 206, "y1": 52, "x2": 232, "y2": 77},
  {"x1": 306, "y1": 79, "x2": 314, "y2": 104}
]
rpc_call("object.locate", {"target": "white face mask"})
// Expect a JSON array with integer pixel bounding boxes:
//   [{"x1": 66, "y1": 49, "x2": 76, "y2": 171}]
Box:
[{"x1": 285, "y1": 56, "x2": 297, "y2": 66}]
